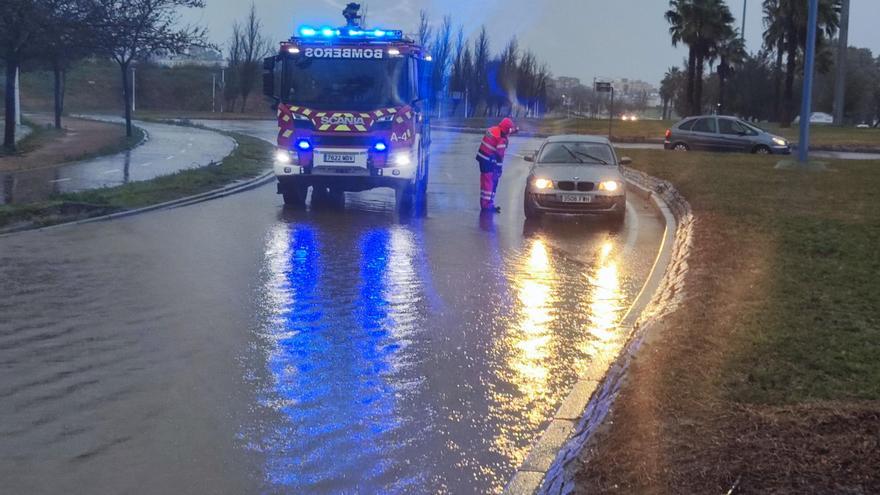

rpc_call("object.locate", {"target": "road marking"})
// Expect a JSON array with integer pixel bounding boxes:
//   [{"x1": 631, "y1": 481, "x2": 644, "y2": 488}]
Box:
[
  {"x1": 49, "y1": 178, "x2": 72, "y2": 183},
  {"x1": 101, "y1": 169, "x2": 118, "y2": 175},
  {"x1": 623, "y1": 200, "x2": 640, "y2": 254},
  {"x1": 166, "y1": 155, "x2": 175, "y2": 160},
  {"x1": 140, "y1": 162, "x2": 152, "y2": 167}
]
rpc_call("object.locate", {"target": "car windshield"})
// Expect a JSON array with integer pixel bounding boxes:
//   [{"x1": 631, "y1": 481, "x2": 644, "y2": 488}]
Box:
[
  {"x1": 538, "y1": 142, "x2": 615, "y2": 165},
  {"x1": 283, "y1": 56, "x2": 413, "y2": 111}
]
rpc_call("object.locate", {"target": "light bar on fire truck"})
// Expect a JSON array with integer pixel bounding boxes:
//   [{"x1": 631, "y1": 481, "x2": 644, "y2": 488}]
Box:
[{"x1": 297, "y1": 26, "x2": 405, "y2": 41}]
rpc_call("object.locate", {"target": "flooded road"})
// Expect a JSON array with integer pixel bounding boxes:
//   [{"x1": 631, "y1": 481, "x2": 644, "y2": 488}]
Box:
[
  {"x1": 0, "y1": 127, "x2": 664, "y2": 494},
  {"x1": 0, "y1": 120, "x2": 235, "y2": 205}
]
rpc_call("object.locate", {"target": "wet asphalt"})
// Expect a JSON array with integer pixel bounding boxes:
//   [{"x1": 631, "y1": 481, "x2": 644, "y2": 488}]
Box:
[
  {"x1": 0, "y1": 124, "x2": 665, "y2": 494},
  {"x1": 0, "y1": 120, "x2": 235, "y2": 205}
]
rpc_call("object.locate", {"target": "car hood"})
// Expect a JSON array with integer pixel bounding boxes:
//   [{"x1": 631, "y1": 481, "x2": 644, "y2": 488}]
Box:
[{"x1": 530, "y1": 163, "x2": 622, "y2": 182}]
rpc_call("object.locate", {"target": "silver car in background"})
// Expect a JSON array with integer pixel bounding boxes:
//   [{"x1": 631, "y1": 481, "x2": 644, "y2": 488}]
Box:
[
  {"x1": 664, "y1": 115, "x2": 791, "y2": 155},
  {"x1": 523, "y1": 135, "x2": 628, "y2": 224}
]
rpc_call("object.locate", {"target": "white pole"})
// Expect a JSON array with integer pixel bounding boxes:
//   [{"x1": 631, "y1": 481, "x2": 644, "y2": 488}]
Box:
[
  {"x1": 14, "y1": 67, "x2": 21, "y2": 126},
  {"x1": 131, "y1": 67, "x2": 136, "y2": 113},
  {"x1": 212, "y1": 73, "x2": 216, "y2": 113},
  {"x1": 220, "y1": 68, "x2": 225, "y2": 113}
]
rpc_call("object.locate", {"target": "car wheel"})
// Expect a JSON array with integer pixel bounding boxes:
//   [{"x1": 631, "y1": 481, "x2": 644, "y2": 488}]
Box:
[
  {"x1": 753, "y1": 145, "x2": 772, "y2": 155},
  {"x1": 673, "y1": 143, "x2": 689, "y2": 151},
  {"x1": 609, "y1": 209, "x2": 626, "y2": 229},
  {"x1": 524, "y1": 191, "x2": 542, "y2": 221}
]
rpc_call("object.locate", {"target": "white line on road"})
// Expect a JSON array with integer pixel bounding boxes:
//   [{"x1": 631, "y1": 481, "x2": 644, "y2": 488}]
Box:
[
  {"x1": 623, "y1": 200, "x2": 640, "y2": 254},
  {"x1": 49, "y1": 178, "x2": 72, "y2": 183},
  {"x1": 166, "y1": 155, "x2": 175, "y2": 160},
  {"x1": 101, "y1": 169, "x2": 118, "y2": 175},
  {"x1": 140, "y1": 162, "x2": 152, "y2": 167}
]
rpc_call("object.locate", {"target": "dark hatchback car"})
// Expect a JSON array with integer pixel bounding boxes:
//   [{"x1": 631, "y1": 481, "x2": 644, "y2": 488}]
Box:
[{"x1": 665, "y1": 115, "x2": 791, "y2": 155}]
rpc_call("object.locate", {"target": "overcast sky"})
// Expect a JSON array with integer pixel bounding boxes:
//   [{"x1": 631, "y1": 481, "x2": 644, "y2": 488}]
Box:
[{"x1": 181, "y1": 0, "x2": 880, "y2": 86}]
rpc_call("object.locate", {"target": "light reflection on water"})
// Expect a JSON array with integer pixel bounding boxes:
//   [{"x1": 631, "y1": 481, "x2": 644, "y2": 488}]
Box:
[
  {"x1": 252, "y1": 220, "x2": 627, "y2": 493},
  {"x1": 255, "y1": 222, "x2": 424, "y2": 493}
]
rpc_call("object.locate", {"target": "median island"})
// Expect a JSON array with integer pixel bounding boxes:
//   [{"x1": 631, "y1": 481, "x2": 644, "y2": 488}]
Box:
[{"x1": 574, "y1": 149, "x2": 880, "y2": 493}]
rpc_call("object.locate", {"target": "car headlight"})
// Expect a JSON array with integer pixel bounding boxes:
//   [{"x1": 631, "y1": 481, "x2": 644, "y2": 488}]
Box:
[
  {"x1": 275, "y1": 150, "x2": 292, "y2": 164},
  {"x1": 772, "y1": 137, "x2": 788, "y2": 146},
  {"x1": 533, "y1": 178, "x2": 553, "y2": 190},
  {"x1": 599, "y1": 180, "x2": 621, "y2": 192}
]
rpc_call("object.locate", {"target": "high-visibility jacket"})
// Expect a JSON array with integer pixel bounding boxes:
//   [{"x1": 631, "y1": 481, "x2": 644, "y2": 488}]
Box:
[{"x1": 476, "y1": 127, "x2": 509, "y2": 164}]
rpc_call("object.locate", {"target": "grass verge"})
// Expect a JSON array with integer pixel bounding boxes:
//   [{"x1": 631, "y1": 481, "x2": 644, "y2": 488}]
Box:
[
  {"x1": 436, "y1": 117, "x2": 880, "y2": 150},
  {"x1": 0, "y1": 131, "x2": 271, "y2": 232},
  {"x1": 575, "y1": 149, "x2": 880, "y2": 493}
]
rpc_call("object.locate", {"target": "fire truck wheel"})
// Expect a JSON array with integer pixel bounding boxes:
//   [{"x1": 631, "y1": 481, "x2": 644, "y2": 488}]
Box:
[
  {"x1": 396, "y1": 181, "x2": 417, "y2": 214},
  {"x1": 282, "y1": 185, "x2": 308, "y2": 207}
]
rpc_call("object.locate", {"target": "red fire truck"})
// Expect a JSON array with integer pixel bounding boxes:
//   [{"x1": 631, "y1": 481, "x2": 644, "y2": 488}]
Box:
[{"x1": 263, "y1": 8, "x2": 432, "y2": 212}]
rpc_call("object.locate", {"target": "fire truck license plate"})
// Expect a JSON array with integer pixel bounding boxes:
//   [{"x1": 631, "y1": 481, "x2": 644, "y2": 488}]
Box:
[{"x1": 324, "y1": 153, "x2": 356, "y2": 163}]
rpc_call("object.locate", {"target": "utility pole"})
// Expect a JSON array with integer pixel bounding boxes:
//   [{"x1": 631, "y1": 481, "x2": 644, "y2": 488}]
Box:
[
  {"x1": 833, "y1": 0, "x2": 851, "y2": 126},
  {"x1": 741, "y1": 0, "x2": 747, "y2": 40},
  {"x1": 798, "y1": 0, "x2": 819, "y2": 164},
  {"x1": 220, "y1": 68, "x2": 225, "y2": 113},
  {"x1": 212, "y1": 73, "x2": 217, "y2": 113}
]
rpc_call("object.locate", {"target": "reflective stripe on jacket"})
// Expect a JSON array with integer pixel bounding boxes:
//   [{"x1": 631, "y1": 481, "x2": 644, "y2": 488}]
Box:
[{"x1": 475, "y1": 127, "x2": 509, "y2": 164}]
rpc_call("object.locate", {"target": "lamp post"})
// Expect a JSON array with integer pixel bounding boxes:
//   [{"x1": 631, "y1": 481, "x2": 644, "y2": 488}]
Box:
[
  {"x1": 797, "y1": 0, "x2": 819, "y2": 164},
  {"x1": 741, "y1": 0, "x2": 747, "y2": 40}
]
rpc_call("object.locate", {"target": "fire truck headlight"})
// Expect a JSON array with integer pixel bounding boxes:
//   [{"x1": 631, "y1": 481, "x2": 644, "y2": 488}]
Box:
[
  {"x1": 275, "y1": 150, "x2": 292, "y2": 164},
  {"x1": 393, "y1": 152, "x2": 412, "y2": 167}
]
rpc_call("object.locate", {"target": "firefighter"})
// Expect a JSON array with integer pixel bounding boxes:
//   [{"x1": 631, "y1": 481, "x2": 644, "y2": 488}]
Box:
[{"x1": 476, "y1": 118, "x2": 517, "y2": 213}]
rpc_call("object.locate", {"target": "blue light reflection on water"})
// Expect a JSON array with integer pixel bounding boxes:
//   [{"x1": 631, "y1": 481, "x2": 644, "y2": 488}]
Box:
[{"x1": 257, "y1": 223, "x2": 423, "y2": 493}]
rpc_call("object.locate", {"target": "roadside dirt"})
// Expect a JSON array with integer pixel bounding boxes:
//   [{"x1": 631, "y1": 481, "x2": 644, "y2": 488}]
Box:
[
  {"x1": 572, "y1": 212, "x2": 880, "y2": 494},
  {"x1": 0, "y1": 115, "x2": 129, "y2": 173}
]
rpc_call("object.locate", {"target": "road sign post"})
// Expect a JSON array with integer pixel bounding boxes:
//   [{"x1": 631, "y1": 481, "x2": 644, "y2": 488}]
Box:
[{"x1": 595, "y1": 82, "x2": 614, "y2": 140}]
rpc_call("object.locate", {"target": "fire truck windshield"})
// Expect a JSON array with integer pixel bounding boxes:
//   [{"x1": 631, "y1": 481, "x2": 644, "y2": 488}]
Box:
[{"x1": 283, "y1": 56, "x2": 413, "y2": 111}]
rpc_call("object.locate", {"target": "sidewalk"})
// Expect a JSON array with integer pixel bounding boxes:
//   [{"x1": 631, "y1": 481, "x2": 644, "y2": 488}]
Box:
[{"x1": 1, "y1": 118, "x2": 235, "y2": 206}]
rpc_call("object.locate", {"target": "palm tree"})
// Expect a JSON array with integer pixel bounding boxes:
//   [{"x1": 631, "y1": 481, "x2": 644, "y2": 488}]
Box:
[
  {"x1": 762, "y1": 0, "x2": 841, "y2": 127},
  {"x1": 714, "y1": 29, "x2": 746, "y2": 114},
  {"x1": 666, "y1": 0, "x2": 736, "y2": 116},
  {"x1": 660, "y1": 66, "x2": 682, "y2": 119}
]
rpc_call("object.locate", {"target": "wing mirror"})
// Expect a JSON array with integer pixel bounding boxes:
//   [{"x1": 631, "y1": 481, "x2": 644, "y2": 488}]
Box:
[
  {"x1": 523, "y1": 151, "x2": 537, "y2": 162},
  {"x1": 619, "y1": 156, "x2": 633, "y2": 166}
]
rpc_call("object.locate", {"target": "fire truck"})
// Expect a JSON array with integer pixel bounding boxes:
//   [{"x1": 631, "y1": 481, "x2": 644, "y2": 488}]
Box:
[{"x1": 263, "y1": 6, "x2": 432, "y2": 212}]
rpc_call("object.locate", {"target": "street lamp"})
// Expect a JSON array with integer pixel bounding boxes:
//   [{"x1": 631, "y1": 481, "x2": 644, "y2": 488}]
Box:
[{"x1": 798, "y1": 0, "x2": 819, "y2": 164}]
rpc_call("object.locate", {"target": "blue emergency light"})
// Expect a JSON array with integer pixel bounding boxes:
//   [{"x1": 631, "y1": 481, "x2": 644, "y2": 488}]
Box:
[
  {"x1": 373, "y1": 141, "x2": 388, "y2": 152},
  {"x1": 296, "y1": 139, "x2": 312, "y2": 151},
  {"x1": 298, "y1": 25, "x2": 403, "y2": 41}
]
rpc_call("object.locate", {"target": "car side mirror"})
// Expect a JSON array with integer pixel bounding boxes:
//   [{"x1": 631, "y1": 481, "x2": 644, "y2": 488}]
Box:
[
  {"x1": 620, "y1": 156, "x2": 632, "y2": 166},
  {"x1": 524, "y1": 154, "x2": 534, "y2": 162}
]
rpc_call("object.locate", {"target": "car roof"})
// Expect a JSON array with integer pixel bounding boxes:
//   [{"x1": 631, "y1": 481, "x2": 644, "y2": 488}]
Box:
[{"x1": 544, "y1": 134, "x2": 612, "y2": 145}]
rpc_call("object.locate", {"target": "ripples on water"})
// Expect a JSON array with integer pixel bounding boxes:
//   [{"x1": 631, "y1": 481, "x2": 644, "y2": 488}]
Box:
[{"x1": 248, "y1": 216, "x2": 628, "y2": 494}]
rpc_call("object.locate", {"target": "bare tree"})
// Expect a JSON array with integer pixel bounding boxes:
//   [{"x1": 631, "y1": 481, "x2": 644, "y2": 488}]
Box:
[
  {"x1": 430, "y1": 16, "x2": 453, "y2": 115},
  {"x1": 417, "y1": 10, "x2": 432, "y2": 49},
  {"x1": 224, "y1": 23, "x2": 243, "y2": 113},
  {"x1": 0, "y1": 0, "x2": 61, "y2": 150},
  {"x1": 234, "y1": 2, "x2": 271, "y2": 113},
  {"x1": 471, "y1": 26, "x2": 490, "y2": 116},
  {"x1": 91, "y1": 0, "x2": 207, "y2": 136},
  {"x1": 37, "y1": 0, "x2": 94, "y2": 129}
]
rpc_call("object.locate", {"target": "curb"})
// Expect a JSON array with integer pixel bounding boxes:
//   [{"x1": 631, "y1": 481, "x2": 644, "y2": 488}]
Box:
[
  {"x1": 0, "y1": 171, "x2": 274, "y2": 238},
  {"x1": 504, "y1": 171, "x2": 693, "y2": 495},
  {"x1": 432, "y1": 125, "x2": 664, "y2": 144}
]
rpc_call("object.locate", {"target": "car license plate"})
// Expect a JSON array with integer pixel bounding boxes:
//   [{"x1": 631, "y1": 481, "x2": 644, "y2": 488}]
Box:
[
  {"x1": 323, "y1": 153, "x2": 356, "y2": 164},
  {"x1": 561, "y1": 194, "x2": 591, "y2": 203}
]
